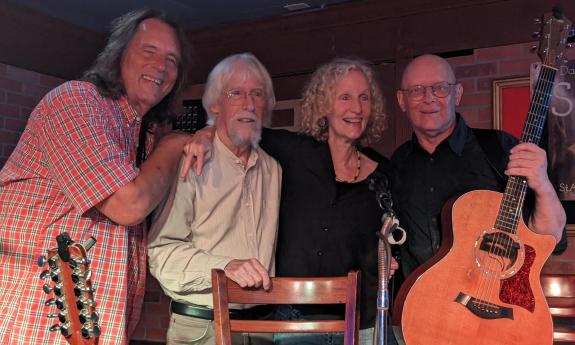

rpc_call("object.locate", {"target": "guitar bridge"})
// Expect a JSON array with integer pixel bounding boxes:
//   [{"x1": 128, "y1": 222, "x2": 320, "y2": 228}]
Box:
[{"x1": 455, "y1": 292, "x2": 514, "y2": 320}]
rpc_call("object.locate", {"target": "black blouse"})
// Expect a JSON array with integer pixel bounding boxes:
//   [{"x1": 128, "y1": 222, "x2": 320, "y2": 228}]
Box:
[{"x1": 261, "y1": 128, "x2": 391, "y2": 329}]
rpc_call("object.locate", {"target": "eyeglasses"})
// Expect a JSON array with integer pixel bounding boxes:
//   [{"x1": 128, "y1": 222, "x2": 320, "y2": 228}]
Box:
[
  {"x1": 401, "y1": 82, "x2": 457, "y2": 101},
  {"x1": 225, "y1": 89, "x2": 266, "y2": 106}
]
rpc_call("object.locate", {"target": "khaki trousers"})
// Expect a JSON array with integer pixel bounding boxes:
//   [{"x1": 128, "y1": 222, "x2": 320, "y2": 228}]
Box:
[{"x1": 167, "y1": 312, "x2": 273, "y2": 345}]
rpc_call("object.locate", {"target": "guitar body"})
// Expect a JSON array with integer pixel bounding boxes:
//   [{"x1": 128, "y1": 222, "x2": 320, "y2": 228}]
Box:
[{"x1": 397, "y1": 190, "x2": 556, "y2": 345}]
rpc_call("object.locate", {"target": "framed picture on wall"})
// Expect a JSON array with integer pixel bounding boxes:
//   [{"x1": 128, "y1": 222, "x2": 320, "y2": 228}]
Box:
[{"x1": 492, "y1": 76, "x2": 530, "y2": 139}]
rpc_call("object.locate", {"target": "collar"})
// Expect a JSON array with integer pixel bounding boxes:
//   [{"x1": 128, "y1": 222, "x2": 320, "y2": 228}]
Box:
[
  {"x1": 117, "y1": 95, "x2": 141, "y2": 128},
  {"x1": 410, "y1": 113, "x2": 469, "y2": 156},
  {"x1": 214, "y1": 132, "x2": 260, "y2": 170}
]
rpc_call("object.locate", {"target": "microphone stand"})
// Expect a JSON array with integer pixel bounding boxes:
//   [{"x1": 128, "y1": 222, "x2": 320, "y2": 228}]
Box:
[{"x1": 369, "y1": 175, "x2": 405, "y2": 345}]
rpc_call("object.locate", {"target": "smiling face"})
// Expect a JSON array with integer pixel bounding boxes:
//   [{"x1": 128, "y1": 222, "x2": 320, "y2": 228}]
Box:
[
  {"x1": 120, "y1": 18, "x2": 181, "y2": 116},
  {"x1": 397, "y1": 54, "x2": 463, "y2": 141},
  {"x1": 327, "y1": 69, "x2": 372, "y2": 144},
  {"x1": 211, "y1": 65, "x2": 267, "y2": 152}
]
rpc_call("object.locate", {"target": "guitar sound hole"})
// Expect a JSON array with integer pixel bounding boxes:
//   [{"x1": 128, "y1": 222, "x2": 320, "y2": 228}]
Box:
[{"x1": 474, "y1": 230, "x2": 525, "y2": 279}]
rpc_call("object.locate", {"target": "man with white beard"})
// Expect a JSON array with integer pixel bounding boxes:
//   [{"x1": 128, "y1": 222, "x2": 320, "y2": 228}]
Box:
[{"x1": 147, "y1": 53, "x2": 282, "y2": 345}]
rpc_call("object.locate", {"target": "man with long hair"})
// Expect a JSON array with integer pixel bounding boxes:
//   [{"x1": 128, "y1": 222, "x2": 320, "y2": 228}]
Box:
[{"x1": 0, "y1": 9, "x2": 193, "y2": 345}]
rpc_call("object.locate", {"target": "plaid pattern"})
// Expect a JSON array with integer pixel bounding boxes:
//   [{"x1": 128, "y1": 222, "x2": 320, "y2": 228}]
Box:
[{"x1": 0, "y1": 81, "x2": 147, "y2": 345}]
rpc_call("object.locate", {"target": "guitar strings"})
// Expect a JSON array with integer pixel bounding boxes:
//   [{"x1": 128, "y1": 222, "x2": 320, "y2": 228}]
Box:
[{"x1": 475, "y1": 61, "x2": 555, "y2": 313}]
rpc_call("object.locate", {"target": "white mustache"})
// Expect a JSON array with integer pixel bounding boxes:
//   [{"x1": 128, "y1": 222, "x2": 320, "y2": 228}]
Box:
[{"x1": 233, "y1": 111, "x2": 258, "y2": 122}]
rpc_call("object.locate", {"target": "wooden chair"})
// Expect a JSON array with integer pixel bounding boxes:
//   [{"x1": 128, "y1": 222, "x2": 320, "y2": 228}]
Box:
[
  {"x1": 211, "y1": 269, "x2": 360, "y2": 345},
  {"x1": 541, "y1": 274, "x2": 575, "y2": 343}
]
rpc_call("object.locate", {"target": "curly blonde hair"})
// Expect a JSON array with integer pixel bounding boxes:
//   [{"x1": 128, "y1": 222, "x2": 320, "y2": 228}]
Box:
[{"x1": 300, "y1": 58, "x2": 386, "y2": 146}]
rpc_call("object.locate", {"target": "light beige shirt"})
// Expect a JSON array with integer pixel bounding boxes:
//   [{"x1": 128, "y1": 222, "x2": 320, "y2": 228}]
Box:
[{"x1": 148, "y1": 134, "x2": 282, "y2": 308}]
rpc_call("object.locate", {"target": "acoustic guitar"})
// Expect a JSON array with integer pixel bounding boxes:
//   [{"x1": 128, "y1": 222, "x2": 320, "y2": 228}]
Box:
[
  {"x1": 392, "y1": 10, "x2": 572, "y2": 345},
  {"x1": 38, "y1": 232, "x2": 100, "y2": 345}
]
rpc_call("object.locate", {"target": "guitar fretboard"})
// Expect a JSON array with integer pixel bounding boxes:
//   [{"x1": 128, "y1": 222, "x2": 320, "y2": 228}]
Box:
[{"x1": 495, "y1": 64, "x2": 557, "y2": 234}]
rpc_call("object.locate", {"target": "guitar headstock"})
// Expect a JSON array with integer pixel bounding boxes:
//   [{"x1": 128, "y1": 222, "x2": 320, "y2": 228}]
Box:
[
  {"x1": 38, "y1": 233, "x2": 100, "y2": 345},
  {"x1": 535, "y1": 8, "x2": 573, "y2": 68}
]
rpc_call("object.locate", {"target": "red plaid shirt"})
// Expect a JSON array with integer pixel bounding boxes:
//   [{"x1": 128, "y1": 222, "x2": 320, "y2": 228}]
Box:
[{"x1": 0, "y1": 81, "x2": 147, "y2": 345}]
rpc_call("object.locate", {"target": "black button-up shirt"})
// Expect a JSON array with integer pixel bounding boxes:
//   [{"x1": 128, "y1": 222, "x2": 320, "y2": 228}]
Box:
[{"x1": 391, "y1": 115, "x2": 518, "y2": 278}]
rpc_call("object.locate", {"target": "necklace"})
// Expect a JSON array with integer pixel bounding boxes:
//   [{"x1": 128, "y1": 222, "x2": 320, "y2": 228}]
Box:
[{"x1": 335, "y1": 149, "x2": 361, "y2": 183}]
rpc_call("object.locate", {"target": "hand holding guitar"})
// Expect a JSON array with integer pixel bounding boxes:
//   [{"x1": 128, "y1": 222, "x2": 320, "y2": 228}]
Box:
[
  {"x1": 506, "y1": 142, "x2": 567, "y2": 240},
  {"x1": 506, "y1": 143, "x2": 551, "y2": 193},
  {"x1": 393, "y1": 9, "x2": 572, "y2": 345}
]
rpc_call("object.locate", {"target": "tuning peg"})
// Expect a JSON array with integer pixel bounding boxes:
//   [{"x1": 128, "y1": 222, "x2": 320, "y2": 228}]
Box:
[
  {"x1": 46, "y1": 312, "x2": 68, "y2": 324},
  {"x1": 37, "y1": 255, "x2": 47, "y2": 267},
  {"x1": 49, "y1": 323, "x2": 71, "y2": 338},
  {"x1": 46, "y1": 255, "x2": 59, "y2": 270},
  {"x1": 50, "y1": 269, "x2": 61, "y2": 283},
  {"x1": 44, "y1": 298, "x2": 56, "y2": 307},
  {"x1": 81, "y1": 324, "x2": 101, "y2": 339},
  {"x1": 532, "y1": 31, "x2": 541, "y2": 38},
  {"x1": 69, "y1": 258, "x2": 78, "y2": 269},
  {"x1": 38, "y1": 254, "x2": 62, "y2": 268},
  {"x1": 45, "y1": 297, "x2": 65, "y2": 309},
  {"x1": 79, "y1": 311, "x2": 100, "y2": 324},
  {"x1": 76, "y1": 297, "x2": 96, "y2": 310},
  {"x1": 567, "y1": 43, "x2": 574, "y2": 49},
  {"x1": 74, "y1": 285, "x2": 94, "y2": 297},
  {"x1": 71, "y1": 268, "x2": 92, "y2": 284},
  {"x1": 530, "y1": 45, "x2": 538, "y2": 53},
  {"x1": 43, "y1": 283, "x2": 64, "y2": 296},
  {"x1": 39, "y1": 269, "x2": 52, "y2": 280},
  {"x1": 533, "y1": 18, "x2": 542, "y2": 25},
  {"x1": 69, "y1": 257, "x2": 91, "y2": 268},
  {"x1": 46, "y1": 311, "x2": 68, "y2": 326}
]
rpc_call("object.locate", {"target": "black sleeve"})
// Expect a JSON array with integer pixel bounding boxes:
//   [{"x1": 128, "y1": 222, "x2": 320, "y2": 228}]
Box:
[
  {"x1": 261, "y1": 127, "x2": 300, "y2": 162},
  {"x1": 553, "y1": 228, "x2": 569, "y2": 255}
]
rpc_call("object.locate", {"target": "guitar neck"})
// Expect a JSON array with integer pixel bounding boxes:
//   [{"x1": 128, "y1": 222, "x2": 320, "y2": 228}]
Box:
[{"x1": 495, "y1": 64, "x2": 557, "y2": 235}]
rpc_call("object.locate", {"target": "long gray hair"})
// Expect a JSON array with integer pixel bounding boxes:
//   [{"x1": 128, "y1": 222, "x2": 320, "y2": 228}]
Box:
[{"x1": 82, "y1": 8, "x2": 189, "y2": 119}]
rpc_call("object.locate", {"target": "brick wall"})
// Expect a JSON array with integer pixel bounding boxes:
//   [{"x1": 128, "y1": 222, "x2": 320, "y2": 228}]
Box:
[
  {"x1": 0, "y1": 62, "x2": 64, "y2": 166},
  {"x1": 449, "y1": 42, "x2": 575, "y2": 129}
]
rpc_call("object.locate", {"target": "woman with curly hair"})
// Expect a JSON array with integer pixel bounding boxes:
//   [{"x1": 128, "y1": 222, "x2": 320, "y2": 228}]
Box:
[
  {"x1": 186, "y1": 57, "x2": 397, "y2": 345},
  {"x1": 263, "y1": 58, "x2": 395, "y2": 345}
]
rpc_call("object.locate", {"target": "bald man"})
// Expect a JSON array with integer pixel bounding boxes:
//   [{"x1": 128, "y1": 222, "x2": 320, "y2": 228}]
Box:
[{"x1": 391, "y1": 54, "x2": 566, "y2": 279}]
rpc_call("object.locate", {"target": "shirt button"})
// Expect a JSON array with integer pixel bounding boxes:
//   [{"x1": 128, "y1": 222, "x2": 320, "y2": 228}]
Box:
[
  {"x1": 429, "y1": 157, "x2": 434, "y2": 162},
  {"x1": 317, "y1": 250, "x2": 323, "y2": 256},
  {"x1": 429, "y1": 186, "x2": 435, "y2": 192},
  {"x1": 323, "y1": 227, "x2": 329, "y2": 232}
]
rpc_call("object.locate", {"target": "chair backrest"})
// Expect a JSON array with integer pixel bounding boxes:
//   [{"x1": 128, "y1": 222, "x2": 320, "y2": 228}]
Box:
[
  {"x1": 541, "y1": 274, "x2": 575, "y2": 343},
  {"x1": 211, "y1": 269, "x2": 360, "y2": 345}
]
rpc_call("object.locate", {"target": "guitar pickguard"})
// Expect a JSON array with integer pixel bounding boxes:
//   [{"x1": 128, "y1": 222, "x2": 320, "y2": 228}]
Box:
[{"x1": 500, "y1": 245, "x2": 536, "y2": 312}]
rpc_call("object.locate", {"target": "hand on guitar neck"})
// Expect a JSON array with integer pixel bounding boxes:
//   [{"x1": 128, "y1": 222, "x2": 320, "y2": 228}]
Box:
[{"x1": 506, "y1": 143, "x2": 566, "y2": 240}]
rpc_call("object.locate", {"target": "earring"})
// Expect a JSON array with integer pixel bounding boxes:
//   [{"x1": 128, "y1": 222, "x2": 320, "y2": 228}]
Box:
[{"x1": 317, "y1": 116, "x2": 328, "y2": 131}]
